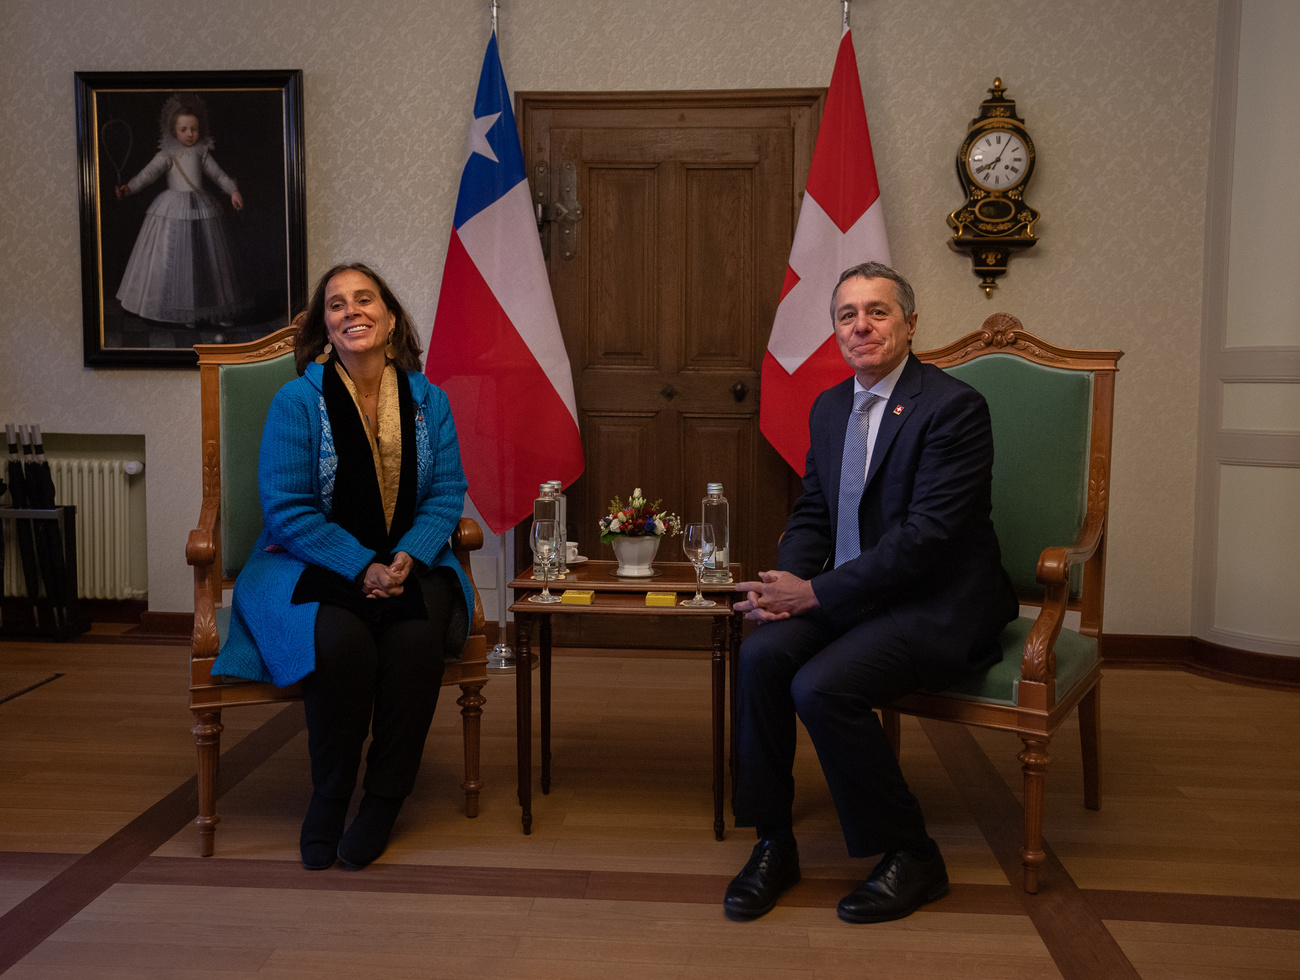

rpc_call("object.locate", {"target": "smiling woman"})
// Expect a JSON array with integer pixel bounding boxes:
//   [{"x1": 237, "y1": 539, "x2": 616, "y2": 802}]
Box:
[
  {"x1": 324, "y1": 270, "x2": 396, "y2": 370},
  {"x1": 211, "y1": 260, "x2": 472, "y2": 871},
  {"x1": 294, "y1": 262, "x2": 423, "y2": 376}
]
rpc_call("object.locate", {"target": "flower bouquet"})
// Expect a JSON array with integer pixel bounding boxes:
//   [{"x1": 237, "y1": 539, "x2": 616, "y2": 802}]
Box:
[
  {"x1": 598, "y1": 488, "x2": 681, "y2": 543},
  {"x1": 600, "y1": 489, "x2": 680, "y2": 577}
]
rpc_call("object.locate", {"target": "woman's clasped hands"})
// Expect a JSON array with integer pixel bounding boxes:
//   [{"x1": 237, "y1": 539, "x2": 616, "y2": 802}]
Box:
[{"x1": 362, "y1": 552, "x2": 413, "y2": 599}]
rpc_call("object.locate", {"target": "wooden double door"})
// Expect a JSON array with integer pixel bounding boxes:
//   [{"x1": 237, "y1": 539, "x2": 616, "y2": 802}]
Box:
[{"x1": 517, "y1": 91, "x2": 821, "y2": 647}]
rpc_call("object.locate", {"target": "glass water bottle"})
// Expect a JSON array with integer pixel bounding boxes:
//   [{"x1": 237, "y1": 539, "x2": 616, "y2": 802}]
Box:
[
  {"x1": 547, "y1": 480, "x2": 568, "y2": 576},
  {"x1": 700, "y1": 482, "x2": 731, "y2": 583},
  {"x1": 532, "y1": 483, "x2": 559, "y2": 579}
]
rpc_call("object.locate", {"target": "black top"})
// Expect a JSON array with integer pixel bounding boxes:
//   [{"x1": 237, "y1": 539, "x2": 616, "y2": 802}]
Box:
[{"x1": 292, "y1": 364, "x2": 427, "y2": 629}]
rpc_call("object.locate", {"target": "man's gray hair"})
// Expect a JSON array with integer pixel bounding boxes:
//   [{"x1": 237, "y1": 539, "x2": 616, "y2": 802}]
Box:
[{"x1": 829, "y1": 261, "x2": 917, "y2": 323}]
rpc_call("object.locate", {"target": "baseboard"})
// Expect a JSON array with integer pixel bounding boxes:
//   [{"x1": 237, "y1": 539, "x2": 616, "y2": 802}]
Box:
[
  {"x1": 134, "y1": 611, "x2": 193, "y2": 639},
  {"x1": 80, "y1": 599, "x2": 149, "y2": 623},
  {"x1": 1104, "y1": 634, "x2": 1300, "y2": 690}
]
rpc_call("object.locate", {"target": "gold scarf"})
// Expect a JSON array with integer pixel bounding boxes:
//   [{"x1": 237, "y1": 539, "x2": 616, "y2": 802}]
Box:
[{"x1": 335, "y1": 362, "x2": 401, "y2": 532}]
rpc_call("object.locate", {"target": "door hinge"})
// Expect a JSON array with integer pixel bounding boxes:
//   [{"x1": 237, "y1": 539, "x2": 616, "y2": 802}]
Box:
[{"x1": 535, "y1": 160, "x2": 583, "y2": 261}]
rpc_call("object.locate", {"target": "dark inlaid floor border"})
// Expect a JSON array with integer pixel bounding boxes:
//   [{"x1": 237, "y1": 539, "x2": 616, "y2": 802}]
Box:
[
  {"x1": 116, "y1": 855, "x2": 1024, "y2": 915},
  {"x1": 0, "y1": 673, "x2": 63, "y2": 705},
  {"x1": 1086, "y1": 889, "x2": 1300, "y2": 932},
  {"x1": 921, "y1": 718, "x2": 1141, "y2": 980},
  {"x1": 0, "y1": 702, "x2": 306, "y2": 973}
]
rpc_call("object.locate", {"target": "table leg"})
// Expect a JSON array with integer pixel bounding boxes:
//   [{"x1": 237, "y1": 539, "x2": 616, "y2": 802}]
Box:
[
  {"x1": 711, "y1": 614, "x2": 726, "y2": 841},
  {"x1": 729, "y1": 611, "x2": 741, "y2": 810},
  {"x1": 515, "y1": 613, "x2": 533, "y2": 834},
  {"x1": 540, "y1": 614, "x2": 552, "y2": 795}
]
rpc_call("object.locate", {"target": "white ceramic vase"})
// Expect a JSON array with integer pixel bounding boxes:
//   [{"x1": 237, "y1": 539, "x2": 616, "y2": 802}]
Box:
[{"x1": 610, "y1": 534, "x2": 660, "y2": 577}]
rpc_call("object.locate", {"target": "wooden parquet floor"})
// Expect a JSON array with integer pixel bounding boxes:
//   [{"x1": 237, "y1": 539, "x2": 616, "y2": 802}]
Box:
[{"x1": 0, "y1": 637, "x2": 1297, "y2": 978}]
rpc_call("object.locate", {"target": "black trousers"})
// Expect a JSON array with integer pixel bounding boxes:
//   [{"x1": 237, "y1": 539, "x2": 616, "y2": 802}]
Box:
[
  {"x1": 302, "y1": 571, "x2": 454, "y2": 802},
  {"x1": 732, "y1": 609, "x2": 932, "y2": 857}
]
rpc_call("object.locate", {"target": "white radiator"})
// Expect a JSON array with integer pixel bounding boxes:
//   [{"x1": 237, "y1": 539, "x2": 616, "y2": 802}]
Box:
[{"x1": 2, "y1": 458, "x2": 142, "y2": 601}]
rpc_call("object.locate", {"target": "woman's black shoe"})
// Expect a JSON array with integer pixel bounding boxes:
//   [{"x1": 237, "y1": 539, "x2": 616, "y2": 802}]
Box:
[
  {"x1": 299, "y1": 792, "x2": 350, "y2": 871},
  {"x1": 337, "y1": 793, "x2": 403, "y2": 870}
]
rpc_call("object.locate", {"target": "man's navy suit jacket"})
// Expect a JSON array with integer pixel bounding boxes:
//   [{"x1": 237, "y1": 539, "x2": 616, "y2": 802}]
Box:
[{"x1": 777, "y1": 352, "x2": 1018, "y2": 691}]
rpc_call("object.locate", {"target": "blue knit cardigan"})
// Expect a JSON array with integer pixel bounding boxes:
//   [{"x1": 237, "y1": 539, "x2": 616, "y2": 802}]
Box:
[{"x1": 212, "y1": 362, "x2": 473, "y2": 687}]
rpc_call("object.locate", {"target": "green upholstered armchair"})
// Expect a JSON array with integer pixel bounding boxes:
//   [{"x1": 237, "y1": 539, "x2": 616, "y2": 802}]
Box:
[
  {"x1": 186, "y1": 325, "x2": 489, "y2": 857},
  {"x1": 882, "y1": 314, "x2": 1122, "y2": 893}
]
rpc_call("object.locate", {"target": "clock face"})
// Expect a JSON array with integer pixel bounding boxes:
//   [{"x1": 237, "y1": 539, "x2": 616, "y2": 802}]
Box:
[{"x1": 966, "y1": 130, "x2": 1029, "y2": 191}]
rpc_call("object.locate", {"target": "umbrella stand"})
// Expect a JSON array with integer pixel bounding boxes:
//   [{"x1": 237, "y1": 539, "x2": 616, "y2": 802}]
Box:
[
  {"x1": 26, "y1": 426, "x2": 69, "y2": 628},
  {"x1": 5, "y1": 424, "x2": 41, "y2": 627}
]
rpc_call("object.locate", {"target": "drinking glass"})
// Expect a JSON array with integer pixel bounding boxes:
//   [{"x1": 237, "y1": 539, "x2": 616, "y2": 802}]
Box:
[
  {"x1": 680, "y1": 522, "x2": 716, "y2": 607},
  {"x1": 529, "y1": 519, "x2": 562, "y2": 604}
]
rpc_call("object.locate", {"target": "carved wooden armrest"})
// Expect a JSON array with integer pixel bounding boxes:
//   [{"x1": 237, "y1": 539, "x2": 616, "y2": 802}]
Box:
[
  {"x1": 187, "y1": 504, "x2": 220, "y2": 660},
  {"x1": 450, "y1": 517, "x2": 486, "y2": 635},
  {"x1": 185, "y1": 503, "x2": 218, "y2": 569},
  {"x1": 1021, "y1": 511, "x2": 1105, "y2": 684},
  {"x1": 1035, "y1": 511, "x2": 1104, "y2": 587}
]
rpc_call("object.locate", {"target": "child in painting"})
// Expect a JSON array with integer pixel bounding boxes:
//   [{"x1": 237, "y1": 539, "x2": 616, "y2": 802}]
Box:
[{"x1": 115, "y1": 93, "x2": 249, "y2": 325}]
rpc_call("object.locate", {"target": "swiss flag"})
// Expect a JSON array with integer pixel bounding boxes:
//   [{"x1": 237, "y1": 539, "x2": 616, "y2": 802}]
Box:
[
  {"x1": 426, "y1": 32, "x2": 584, "y2": 534},
  {"x1": 760, "y1": 28, "x2": 890, "y2": 473}
]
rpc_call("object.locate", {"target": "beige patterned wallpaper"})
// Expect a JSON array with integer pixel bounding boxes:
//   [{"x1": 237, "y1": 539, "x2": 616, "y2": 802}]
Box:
[{"x1": 0, "y1": 0, "x2": 1217, "y2": 630}]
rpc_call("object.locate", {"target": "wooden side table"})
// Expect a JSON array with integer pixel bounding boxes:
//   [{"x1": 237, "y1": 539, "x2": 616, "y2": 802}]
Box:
[{"x1": 508, "y1": 560, "x2": 741, "y2": 840}]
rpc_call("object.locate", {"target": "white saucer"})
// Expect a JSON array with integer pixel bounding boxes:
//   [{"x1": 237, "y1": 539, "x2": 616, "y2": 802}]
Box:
[{"x1": 566, "y1": 556, "x2": 588, "y2": 565}]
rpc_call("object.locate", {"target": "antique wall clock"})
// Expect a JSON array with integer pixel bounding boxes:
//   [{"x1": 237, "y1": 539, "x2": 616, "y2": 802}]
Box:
[{"x1": 948, "y1": 78, "x2": 1040, "y2": 296}]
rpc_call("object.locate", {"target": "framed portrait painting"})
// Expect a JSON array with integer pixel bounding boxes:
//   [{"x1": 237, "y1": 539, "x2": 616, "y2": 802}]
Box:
[{"x1": 75, "y1": 70, "x2": 306, "y2": 367}]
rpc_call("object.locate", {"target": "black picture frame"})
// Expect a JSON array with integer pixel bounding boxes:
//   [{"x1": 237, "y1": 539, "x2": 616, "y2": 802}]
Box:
[{"x1": 75, "y1": 70, "x2": 306, "y2": 367}]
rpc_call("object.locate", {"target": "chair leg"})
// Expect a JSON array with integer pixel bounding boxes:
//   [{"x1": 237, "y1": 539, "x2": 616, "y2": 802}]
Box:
[
  {"x1": 1017, "y1": 736, "x2": 1050, "y2": 893},
  {"x1": 1079, "y1": 682, "x2": 1101, "y2": 811},
  {"x1": 881, "y1": 708, "x2": 901, "y2": 759},
  {"x1": 192, "y1": 709, "x2": 224, "y2": 856},
  {"x1": 457, "y1": 681, "x2": 486, "y2": 818}
]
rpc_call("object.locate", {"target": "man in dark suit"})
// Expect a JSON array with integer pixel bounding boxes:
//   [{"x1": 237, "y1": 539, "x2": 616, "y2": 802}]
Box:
[{"x1": 726, "y1": 262, "x2": 1017, "y2": 923}]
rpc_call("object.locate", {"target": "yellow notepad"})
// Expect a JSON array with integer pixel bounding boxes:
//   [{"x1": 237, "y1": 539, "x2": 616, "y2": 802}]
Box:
[
  {"x1": 560, "y1": 590, "x2": 594, "y2": 604},
  {"x1": 645, "y1": 592, "x2": 677, "y2": 607}
]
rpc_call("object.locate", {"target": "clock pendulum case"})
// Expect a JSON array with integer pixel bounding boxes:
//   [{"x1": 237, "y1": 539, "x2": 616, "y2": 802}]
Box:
[{"x1": 948, "y1": 78, "x2": 1040, "y2": 296}]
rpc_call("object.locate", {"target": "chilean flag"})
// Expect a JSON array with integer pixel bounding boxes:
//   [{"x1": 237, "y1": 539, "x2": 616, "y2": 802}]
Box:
[
  {"x1": 426, "y1": 32, "x2": 584, "y2": 535},
  {"x1": 759, "y1": 28, "x2": 890, "y2": 473}
]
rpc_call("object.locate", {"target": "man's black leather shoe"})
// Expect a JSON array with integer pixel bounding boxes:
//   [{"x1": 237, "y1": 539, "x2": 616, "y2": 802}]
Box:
[
  {"x1": 836, "y1": 849, "x2": 949, "y2": 923},
  {"x1": 723, "y1": 839, "x2": 801, "y2": 918}
]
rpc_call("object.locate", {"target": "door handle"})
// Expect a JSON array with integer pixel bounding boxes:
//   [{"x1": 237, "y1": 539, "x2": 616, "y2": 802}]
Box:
[
  {"x1": 731, "y1": 381, "x2": 748, "y2": 402},
  {"x1": 661, "y1": 384, "x2": 677, "y2": 401}
]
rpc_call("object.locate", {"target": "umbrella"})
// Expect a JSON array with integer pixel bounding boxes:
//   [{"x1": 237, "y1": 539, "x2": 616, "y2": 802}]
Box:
[
  {"x1": 27, "y1": 425, "x2": 69, "y2": 627},
  {"x1": 0, "y1": 460, "x2": 6, "y2": 627},
  {"x1": 5, "y1": 424, "x2": 40, "y2": 626}
]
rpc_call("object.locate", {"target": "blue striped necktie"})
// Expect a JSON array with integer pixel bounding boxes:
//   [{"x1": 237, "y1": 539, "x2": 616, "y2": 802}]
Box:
[{"x1": 835, "y1": 390, "x2": 876, "y2": 567}]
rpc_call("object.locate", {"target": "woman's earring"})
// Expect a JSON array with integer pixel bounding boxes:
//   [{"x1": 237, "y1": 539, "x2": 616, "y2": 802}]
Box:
[
  {"x1": 384, "y1": 332, "x2": 397, "y2": 360},
  {"x1": 314, "y1": 342, "x2": 333, "y2": 365}
]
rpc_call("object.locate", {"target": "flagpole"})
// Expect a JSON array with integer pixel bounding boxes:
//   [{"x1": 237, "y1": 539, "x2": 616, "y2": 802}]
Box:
[
  {"x1": 485, "y1": 0, "x2": 513, "y2": 673},
  {"x1": 842, "y1": 0, "x2": 850, "y2": 30},
  {"x1": 481, "y1": 0, "x2": 532, "y2": 675},
  {"x1": 489, "y1": 530, "x2": 511, "y2": 667}
]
